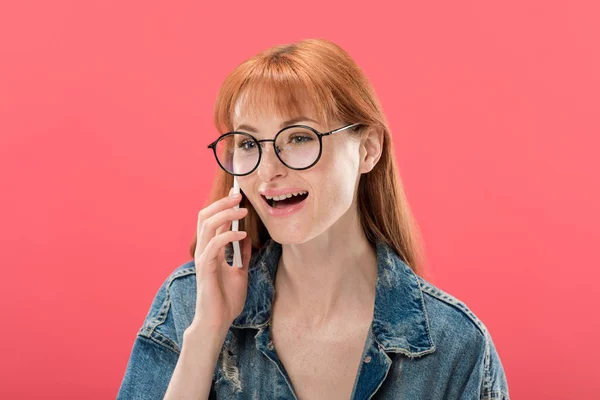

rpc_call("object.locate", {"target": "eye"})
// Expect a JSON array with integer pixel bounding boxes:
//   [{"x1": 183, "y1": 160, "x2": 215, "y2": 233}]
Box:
[
  {"x1": 289, "y1": 134, "x2": 313, "y2": 144},
  {"x1": 237, "y1": 139, "x2": 256, "y2": 151}
]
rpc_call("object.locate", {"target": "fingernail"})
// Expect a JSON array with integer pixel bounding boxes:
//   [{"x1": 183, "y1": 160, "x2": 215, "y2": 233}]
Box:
[{"x1": 230, "y1": 193, "x2": 241, "y2": 198}]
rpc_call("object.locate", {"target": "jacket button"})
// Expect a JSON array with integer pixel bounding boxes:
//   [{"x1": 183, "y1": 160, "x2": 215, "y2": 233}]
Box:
[
  {"x1": 267, "y1": 342, "x2": 274, "y2": 350},
  {"x1": 363, "y1": 356, "x2": 372, "y2": 363}
]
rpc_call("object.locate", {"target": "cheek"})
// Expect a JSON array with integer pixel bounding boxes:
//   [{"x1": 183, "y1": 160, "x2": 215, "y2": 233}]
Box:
[
  {"x1": 307, "y1": 158, "x2": 356, "y2": 207},
  {"x1": 236, "y1": 177, "x2": 259, "y2": 207}
]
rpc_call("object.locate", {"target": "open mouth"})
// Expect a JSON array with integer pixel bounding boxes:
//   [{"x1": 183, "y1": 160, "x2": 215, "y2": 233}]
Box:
[{"x1": 261, "y1": 191, "x2": 309, "y2": 210}]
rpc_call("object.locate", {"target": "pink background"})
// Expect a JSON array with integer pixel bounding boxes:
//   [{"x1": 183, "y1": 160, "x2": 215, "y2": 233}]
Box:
[{"x1": 1, "y1": 1, "x2": 598, "y2": 398}]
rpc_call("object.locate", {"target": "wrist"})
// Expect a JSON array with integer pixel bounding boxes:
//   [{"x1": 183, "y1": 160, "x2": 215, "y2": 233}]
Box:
[{"x1": 183, "y1": 323, "x2": 229, "y2": 352}]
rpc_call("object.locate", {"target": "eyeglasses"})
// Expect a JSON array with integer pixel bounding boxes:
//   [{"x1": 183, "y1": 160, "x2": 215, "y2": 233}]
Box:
[{"x1": 207, "y1": 123, "x2": 361, "y2": 176}]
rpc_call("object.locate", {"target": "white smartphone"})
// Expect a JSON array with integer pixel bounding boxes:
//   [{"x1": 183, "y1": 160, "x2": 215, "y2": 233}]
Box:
[{"x1": 231, "y1": 177, "x2": 243, "y2": 268}]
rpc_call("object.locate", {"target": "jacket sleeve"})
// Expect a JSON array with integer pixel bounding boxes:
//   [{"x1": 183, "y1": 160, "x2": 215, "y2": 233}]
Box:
[
  {"x1": 116, "y1": 334, "x2": 180, "y2": 399},
  {"x1": 116, "y1": 265, "x2": 218, "y2": 399},
  {"x1": 479, "y1": 330, "x2": 510, "y2": 400}
]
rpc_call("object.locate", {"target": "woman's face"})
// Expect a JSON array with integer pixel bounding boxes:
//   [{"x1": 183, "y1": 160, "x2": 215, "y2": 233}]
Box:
[{"x1": 233, "y1": 107, "x2": 372, "y2": 245}]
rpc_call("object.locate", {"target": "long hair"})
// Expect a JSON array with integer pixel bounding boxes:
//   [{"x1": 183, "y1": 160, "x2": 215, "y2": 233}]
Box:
[{"x1": 189, "y1": 39, "x2": 427, "y2": 276}]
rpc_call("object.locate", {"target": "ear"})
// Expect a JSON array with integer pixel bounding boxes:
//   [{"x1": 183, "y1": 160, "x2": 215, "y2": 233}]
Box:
[{"x1": 358, "y1": 127, "x2": 383, "y2": 174}]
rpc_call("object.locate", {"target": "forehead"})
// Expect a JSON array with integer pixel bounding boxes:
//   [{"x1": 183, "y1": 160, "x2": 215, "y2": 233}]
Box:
[{"x1": 231, "y1": 89, "x2": 330, "y2": 131}]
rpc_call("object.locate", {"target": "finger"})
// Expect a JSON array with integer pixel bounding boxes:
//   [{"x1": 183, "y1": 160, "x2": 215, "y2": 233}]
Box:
[
  {"x1": 200, "y1": 230, "x2": 248, "y2": 270},
  {"x1": 197, "y1": 191, "x2": 243, "y2": 229},
  {"x1": 215, "y1": 216, "x2": 233, "y2": 237},
  {"x1": 197, "y1": 207, "x2": 248, "y2": 253}
]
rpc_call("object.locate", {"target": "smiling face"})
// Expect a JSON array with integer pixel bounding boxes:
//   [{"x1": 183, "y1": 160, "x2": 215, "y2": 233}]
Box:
[{"x1": 232, "y1": 105, "x2": 366, "y2": 245}]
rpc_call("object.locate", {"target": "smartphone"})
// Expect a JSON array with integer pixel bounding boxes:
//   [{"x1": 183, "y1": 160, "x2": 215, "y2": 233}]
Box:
[{"x1": 231, "y1": 177, "x2": 243, "y2": 268}]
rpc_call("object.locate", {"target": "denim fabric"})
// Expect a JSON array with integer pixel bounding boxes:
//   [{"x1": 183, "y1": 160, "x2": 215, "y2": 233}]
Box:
[{"x1": 117, "y1": 239, "x2": 510, "y2": 399}]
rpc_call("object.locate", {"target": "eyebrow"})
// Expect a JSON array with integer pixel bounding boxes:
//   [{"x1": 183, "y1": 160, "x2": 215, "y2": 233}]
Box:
[{"x1": 234, "y1": 116, "x2": 319, "y2": 133}]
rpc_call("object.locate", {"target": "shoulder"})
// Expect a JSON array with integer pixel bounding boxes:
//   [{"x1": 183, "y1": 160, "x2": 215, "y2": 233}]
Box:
[
  {"x1": 136, "y1": 260, "x2": 198, "y2": 354},
  {"x1": 415, "y1": 274, "x2": 490, "y2": 358},
  {"x1": 415, "y1": 276, "x2": 510, "y2": 399},
  {"x1": 415, "y1": 275, "x2": 489, "y2": 337},
  {"x1": 134, "y1": 244, "x2": 268, "y2": 355}
]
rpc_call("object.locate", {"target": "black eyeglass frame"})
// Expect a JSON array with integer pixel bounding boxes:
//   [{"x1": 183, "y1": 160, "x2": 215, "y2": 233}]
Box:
[{"x1": 207, "y1": 123, "x2": 362, "y2": 176}]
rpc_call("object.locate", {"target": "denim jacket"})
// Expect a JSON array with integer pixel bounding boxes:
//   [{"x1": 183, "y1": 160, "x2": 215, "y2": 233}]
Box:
[{"x1": 117, "y1": 238, "x2": 510, "y2": 399}]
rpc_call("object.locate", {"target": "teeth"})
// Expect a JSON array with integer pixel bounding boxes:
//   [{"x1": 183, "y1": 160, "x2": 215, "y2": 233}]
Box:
[{"x1": 265, "y1": 190, "x2": 308, "y2": 201}]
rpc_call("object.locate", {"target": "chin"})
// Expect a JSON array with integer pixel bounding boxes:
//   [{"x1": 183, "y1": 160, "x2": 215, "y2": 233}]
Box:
[{"x1": 267, "y1": 228, "x2": 308, "y2": 245}]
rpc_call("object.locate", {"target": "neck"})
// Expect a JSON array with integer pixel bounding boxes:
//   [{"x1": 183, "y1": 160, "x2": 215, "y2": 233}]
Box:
[{"x1": 272, "y1": 203, "x2": 378, "y2": 330}]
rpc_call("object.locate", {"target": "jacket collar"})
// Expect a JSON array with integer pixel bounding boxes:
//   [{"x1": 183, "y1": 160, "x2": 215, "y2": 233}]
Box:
[{"x1": 231, "y1": 238, "x2": 436, "y2": 357}]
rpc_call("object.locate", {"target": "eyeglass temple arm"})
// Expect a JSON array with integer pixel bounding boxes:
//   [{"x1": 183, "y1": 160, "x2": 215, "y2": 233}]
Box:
[{"x1": 322, "y1": 123, "x2": 362, "y2": 136}]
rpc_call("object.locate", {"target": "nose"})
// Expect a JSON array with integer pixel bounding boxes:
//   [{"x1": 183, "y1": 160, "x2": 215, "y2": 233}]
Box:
[{"x1": 257, "y1": 142, "x2": 286, "y2": 182}]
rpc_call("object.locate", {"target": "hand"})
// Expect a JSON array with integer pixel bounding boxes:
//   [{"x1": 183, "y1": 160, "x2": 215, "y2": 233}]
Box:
[{"x1": 190, "y1": 190, "x2": 253, "y2": 334}]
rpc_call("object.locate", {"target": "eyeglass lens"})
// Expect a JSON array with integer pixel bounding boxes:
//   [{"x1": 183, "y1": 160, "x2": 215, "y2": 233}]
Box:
[{"x1": 214, "y1": 127, "x2": 320, "y2": 175}]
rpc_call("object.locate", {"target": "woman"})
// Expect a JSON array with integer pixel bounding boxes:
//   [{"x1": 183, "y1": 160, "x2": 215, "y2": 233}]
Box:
[{"x1": 117, "y1": 39, "x2": 509, "y2": 399}]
